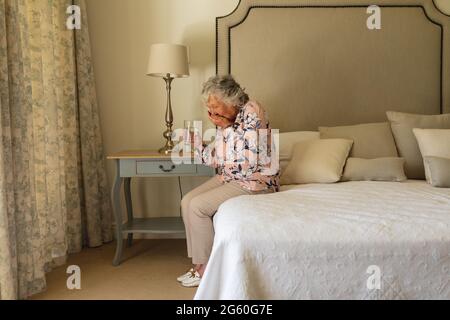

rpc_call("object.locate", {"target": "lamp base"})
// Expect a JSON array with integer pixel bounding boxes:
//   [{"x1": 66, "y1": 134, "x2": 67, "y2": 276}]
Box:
[
  {"x1": 158, "y1": 75, "x2": 175, "y2": 155},
  {"x1": 158, "y1": 144, "x2": 174, "y2": 155},
  {"x1": 159, "y1": 125, "x2": 174, "y2": 155}
]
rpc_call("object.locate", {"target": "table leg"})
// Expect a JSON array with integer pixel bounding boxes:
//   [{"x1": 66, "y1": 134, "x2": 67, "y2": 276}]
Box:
[
  {"x1": 112, "y1": 160, "x2": 124, "y2": 266},
  {"x1": 124, "y1": 177, "x2": 134, "y2": 247}
]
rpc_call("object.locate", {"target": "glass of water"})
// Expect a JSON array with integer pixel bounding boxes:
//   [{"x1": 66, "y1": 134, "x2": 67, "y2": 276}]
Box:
[{"x1": 184, "y1": 120, "x2": 200, "y2": 153}]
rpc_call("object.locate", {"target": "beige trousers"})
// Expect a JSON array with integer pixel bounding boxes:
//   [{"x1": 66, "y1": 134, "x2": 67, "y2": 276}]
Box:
[{"x1": 181, "y1": 176, "x2": 268, "y2": 265}]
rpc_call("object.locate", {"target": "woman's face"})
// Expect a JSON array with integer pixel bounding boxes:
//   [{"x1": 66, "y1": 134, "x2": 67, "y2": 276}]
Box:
[{"x1": 206, "y1": 95, "x2": 238, "y2": 121}]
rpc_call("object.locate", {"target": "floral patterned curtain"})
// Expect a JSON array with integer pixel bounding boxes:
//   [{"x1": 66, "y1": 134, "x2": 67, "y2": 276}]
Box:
[{"x1": 0, "y1": 0, "x2": 112, "y2": 299}]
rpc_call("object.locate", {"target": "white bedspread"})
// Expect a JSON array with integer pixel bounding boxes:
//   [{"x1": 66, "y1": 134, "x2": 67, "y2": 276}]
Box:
[{"x1": 194, "y1": 181, "x2": 450, "y2": 300}]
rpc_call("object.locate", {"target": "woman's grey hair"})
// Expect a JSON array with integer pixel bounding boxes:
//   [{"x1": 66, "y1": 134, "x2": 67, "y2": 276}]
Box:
[{"x1": 201, "y1": 75, "x2": 249, "y2": 108}]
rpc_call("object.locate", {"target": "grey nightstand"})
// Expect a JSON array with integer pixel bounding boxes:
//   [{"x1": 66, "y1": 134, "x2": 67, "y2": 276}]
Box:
[{"x1": 107, "y1": 150, "x2": 215, "y2": 266}]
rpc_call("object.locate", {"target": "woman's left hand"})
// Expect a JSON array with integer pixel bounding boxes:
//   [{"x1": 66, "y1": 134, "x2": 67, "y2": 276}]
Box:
[{"x1": 208, "y1": 112, "x2": 234, "y2": 128}]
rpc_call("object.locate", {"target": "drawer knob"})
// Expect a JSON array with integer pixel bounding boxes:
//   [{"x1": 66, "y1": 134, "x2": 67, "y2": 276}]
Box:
[{"x1": 159, "y1": 164, "x2": 176, "y2": 173}]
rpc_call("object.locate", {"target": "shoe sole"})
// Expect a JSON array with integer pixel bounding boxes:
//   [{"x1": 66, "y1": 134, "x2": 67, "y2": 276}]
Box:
[
  {"x1": 177, "y1": 276, "x2": 190, "y2": 283},
  {"x1": 181, "y1": 282, "x2": 200, "y2": 288}
]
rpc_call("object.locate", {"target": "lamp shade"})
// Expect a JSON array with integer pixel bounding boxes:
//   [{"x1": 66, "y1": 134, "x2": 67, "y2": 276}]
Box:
[{"x1": 147, "y1": 43, "x2": 190, "y2": 78}]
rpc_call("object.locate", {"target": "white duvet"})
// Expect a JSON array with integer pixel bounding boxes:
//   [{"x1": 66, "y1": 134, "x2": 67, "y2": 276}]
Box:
[{"x1": 194, "y1": 181, "x2": 450, "y2": 300}]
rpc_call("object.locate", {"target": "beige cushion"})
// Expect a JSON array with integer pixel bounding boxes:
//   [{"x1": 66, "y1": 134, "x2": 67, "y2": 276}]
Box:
[
  {"x1": 342, "y1": 157, "x2": 407, "y2": 182},
  {"x1": 281, "y1": 139, "x2": 353, "y2": 185},
  {"x1": 423, "y1": 157, "x2": 450, "y2": 188},
  {"x1": 277, "y1": 131, "x2": 320, "y2": 174},
  {"x1": 412, "y1": 129, "x2": 450, "y2": 184},
  {"x1": 319, "y1": 122, "x2": 398, "y2": 158},
  {"x1": 279, "y1": 131, "x2": 320, "y2": 159},
  {"x1": 386, "y1": 111, "x2": 450, "y2": 179}
]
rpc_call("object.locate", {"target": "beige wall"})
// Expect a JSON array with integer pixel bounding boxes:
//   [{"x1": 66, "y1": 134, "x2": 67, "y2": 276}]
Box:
[{"x1": 85, "y1": 0, "x2": 239, "y2": 225}]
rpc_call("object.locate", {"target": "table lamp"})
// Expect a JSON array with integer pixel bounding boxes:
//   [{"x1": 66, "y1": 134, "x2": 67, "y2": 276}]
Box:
[{"x1": 147, "y1": 43, "x2": 190, "y2": 154}]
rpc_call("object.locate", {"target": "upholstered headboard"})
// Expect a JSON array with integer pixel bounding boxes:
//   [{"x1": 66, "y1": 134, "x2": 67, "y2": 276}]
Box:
[{"x1": 216, "y1": 0, "x2": 450, "y2": 131}]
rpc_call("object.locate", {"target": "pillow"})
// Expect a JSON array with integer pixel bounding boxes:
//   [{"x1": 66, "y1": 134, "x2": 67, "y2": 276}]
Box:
[
  {"x1": 280, "y1": 139, "x2": 353, "y2": 185},
  {"x1": 386, "y1": 111, "x2": 450, "y2": 179},
  {"x1": 412, "y1": 129, "x2": 450, "y2": 184},
  {"x1": 276, "y1": 131, "x2": 320, "y2": 174},
  {"x1": 423, "y1": 157, "x2": 450, "y2": 188},
  {"x1": 278, "y1": 131, "x2": 320, "y2": 159},
  {"x1": 341, "y1": 157, "x2": 407, "y2": 182},
  {"x1": 319, "y1": 122, "x2": 398, "y2": 158}
]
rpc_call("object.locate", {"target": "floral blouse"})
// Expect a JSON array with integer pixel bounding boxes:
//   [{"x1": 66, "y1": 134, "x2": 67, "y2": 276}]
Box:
[{"x1": 199, "y1": 101, "x2": 280, "y2": 192}]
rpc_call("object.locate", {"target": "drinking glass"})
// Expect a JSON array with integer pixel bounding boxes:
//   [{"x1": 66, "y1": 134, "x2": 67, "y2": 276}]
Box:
[{"x1": 184, "y1": 120, "x2": 203, "y2": 152}]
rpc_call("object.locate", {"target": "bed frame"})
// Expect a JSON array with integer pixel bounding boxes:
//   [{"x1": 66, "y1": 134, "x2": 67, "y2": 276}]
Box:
[{"x1": 216, "y1": 0, "x2": 450, "y2": 132}]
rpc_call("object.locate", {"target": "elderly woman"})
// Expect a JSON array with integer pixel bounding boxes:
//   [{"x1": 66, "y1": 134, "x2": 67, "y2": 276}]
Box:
[{"x1": 178, "y1": 75, "x2": 279, "y2": 288}]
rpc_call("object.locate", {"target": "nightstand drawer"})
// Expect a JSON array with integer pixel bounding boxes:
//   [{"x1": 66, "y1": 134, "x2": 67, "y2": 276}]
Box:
[{"x1": 136, "y1": 161, "x2": 197, "y2": 175}]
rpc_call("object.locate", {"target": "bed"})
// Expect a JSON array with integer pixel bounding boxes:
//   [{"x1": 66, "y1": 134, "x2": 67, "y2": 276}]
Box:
[
  {"x1": 195, "y1": 181, "x2": 450, "y2": 299},
  {"x1": 195, "y1": 0, "x2": 450, "y2": 300}
]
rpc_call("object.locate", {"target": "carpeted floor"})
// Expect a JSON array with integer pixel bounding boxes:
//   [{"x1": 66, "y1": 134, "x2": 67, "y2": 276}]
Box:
[{"x1": 31, "y1": 240, "x2": 197, "y2": 300}]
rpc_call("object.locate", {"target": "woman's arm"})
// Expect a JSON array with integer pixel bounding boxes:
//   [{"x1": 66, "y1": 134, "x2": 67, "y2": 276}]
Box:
[
  {"x1": 194, "y1": 128, "x2": 225, "y2": 169},
  {"x1": 196, "y1": 113, "x2": 233, "y2": 168},
  {"x1": 229, "y1": 110, "x2": 262, "y2": 179},
  {"x1": 198, "y1": 141, "x2": 218, "y2": 168}
]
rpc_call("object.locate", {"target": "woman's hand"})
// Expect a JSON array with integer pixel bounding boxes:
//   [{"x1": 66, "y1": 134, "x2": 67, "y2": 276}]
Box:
[{"x1": 208, "y1": 111, "x2": 234, "y2": 128}]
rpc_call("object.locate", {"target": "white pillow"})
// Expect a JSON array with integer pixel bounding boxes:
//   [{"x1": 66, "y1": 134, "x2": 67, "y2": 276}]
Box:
[
  {"x1": 413, "y1": 129, "x2": 450, "y2": 184},
  {"x1": 423, "y1": 157, "x2": 450, "y2": 188},
  {"x1": 275, "y1": 131, "x2": 320, "y2": 174},
  {"x1": 280, "y1": 139, "x2": 353, "y2": 185}
]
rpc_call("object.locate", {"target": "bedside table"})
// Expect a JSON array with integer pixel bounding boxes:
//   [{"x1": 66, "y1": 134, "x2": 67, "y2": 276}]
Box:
[{"x1": 107, "y1": 150, "x2": 215, "y2": 266}]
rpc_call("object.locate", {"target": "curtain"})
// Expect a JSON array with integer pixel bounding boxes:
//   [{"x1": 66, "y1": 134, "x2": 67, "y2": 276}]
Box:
[{"x1": 0, "y1": 0, "x2": 112, "y2": 299}]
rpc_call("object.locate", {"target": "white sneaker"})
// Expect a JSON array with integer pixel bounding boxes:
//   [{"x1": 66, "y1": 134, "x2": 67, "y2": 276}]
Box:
[
  {"x1": 177, "y1": 268, "x2": 195, "y2": 283},
  {"x1": 181, "y1": 271, "x2": 202, "y2": 287}
]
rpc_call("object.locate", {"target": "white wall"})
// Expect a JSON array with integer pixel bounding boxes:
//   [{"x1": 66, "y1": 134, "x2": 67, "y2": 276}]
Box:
[{"x1": 85, "y1": 0, "x2": 239, "y2": 224}]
